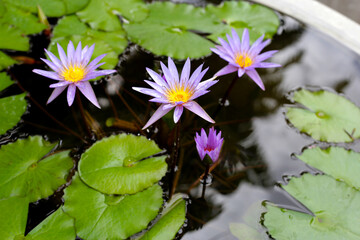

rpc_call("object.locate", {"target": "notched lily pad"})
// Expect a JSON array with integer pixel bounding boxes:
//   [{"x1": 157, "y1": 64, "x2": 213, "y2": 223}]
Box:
[
  {"x1": 286, "y1": 89, "x2": 360, "y2": 142},
  {"x1": 49, "y1": 15, "x2": 127, "y2": 69},
  {"x1": 0, "y1": 92, "x2": 27, "y2": 136},
  {"x1": 124, "y1": 1, "x2": 222, "y2": 59},
  {"x1": 63, "y1": 173, "x2": 163, "y2": 240},
  {"x1": 0, "y1": 136, "x2": 73, "y2": 202},
  {"x1": 264, "y1": 174, "x2": 360, "y2": 240},
  {"x1": 139, "y1": 193, "x2": 186, "y2": 240},
  {"x1": 77, "y1": 0, "x2": 148, "y2": 31},
  {"x1": 206, "y1": 1, "x2": 279, "y2": 43},
  {"x1": 297, "y1": 146, "x2": 360, "y2": 189},
  {"x1": 79, "y1": 134, "x2": 167, "y2": 194}
]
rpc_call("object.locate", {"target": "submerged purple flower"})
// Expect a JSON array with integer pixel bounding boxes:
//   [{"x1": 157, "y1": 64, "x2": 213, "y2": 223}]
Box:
[
  {"x1": 211, "y1": 28, "x2": 280, "y2": 90},
  {"x1": 195, "y1": 127, "x2": 223, "y2": 163},
  {"x1": 33, "y1": 41, "x2": 116, "y2": 108},
  {"x1": 133, "y1": 57, "x2": 218, "y2": 129}
]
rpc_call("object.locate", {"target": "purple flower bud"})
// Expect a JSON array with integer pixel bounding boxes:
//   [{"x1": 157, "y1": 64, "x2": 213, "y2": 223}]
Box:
[{"x1": 195, "y1": 127, "x2": 224, "y2": 163}]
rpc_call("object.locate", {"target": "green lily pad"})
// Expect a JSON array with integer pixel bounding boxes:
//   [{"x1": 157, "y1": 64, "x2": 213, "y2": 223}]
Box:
[
  {"x1": 0, "y1": 72, "x2": 14, "y2": 92},
  {"x1": 49, "y1": 15, "x2": 127, "y2": 69},
  {"x1": 0, "y1": 93, "x2": 27, "y2": 135},
  {"x1": 77, "y1": 0, "x2": 148, "y2": 31},
  {"x1": 4, "y1": 0, "x2": 89, "y2": 17},
  {"x1": 26, "y1": 208, "x2": 75, "y2": 240},
  {"x1": 286, "y1": 89, "x2": 360, "y2": 142},
  {"x1": 0, "y1": 3, "x2": 45, "y2": 35},
  {"x1": 79, "y1": 134, "x2": 167, "y2": 194},
  {"x1": 0, "y1": 136, "x2": 73, "y2": 202},
  {"x1": 124, "y1": 1, "x2": 223, "y2": 59},
  {"x1": 0, "y1": 196, "x2": 28, "y2": 240},
  {"x1": 63, "y1": 173, "x2": 163, "y2": 240},
  {"x1": 297, "y1": 146, "x2": 360, "y2": 189},
  {"x1": 206, "y1": 1, "x2": 279, "y2": 43},
  {"x1": 0, "y1": 1, "x2": 47, "y2": 53},
  {"x1": 139, "y1": 193, "x2": 186, "y2": 240},
  {"x1": 0, "y1": 51, "x2": 17, "y2": 70},
  {"x1": 0, "y1": 23, "x2": 29, "y2": 51},
  {"x1": 264, "y1": 174, "x2": 360, "y2": 240}
]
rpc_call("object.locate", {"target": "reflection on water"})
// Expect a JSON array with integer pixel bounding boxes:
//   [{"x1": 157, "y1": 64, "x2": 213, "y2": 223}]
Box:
[{"x1": 182, "y1": 16, "x2": 360, "y2": 239}]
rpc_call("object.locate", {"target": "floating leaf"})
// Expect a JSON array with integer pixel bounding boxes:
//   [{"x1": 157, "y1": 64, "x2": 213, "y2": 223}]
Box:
[
  {"x1": 124, "y1": 1, "x2": 222, "y2": 59},
  {"x1": 0, "y1": 72, "x2": 14, "y2": 92},
  {"x1": 63, "y1": 173, "x2": 163, "y2": 240},
  {"x1": 297, "y1": 146, "x2": 360, "y2": 189},
  {"x1": 286, "y1": 89, "x2": 360, "y2": 142},
  {"x1": 139, "y1": 194, "x2": 186, "y2": 240},
  {"x1": 0, "y1": 1, "x2": 47, "y2": 53},
  {"x1": 264, "y1": 174, "x2": 360, "y2": 239},
  {"x1": 0, "y1": 196, "x2": 28, "y2": 240},
  {"x1": 77, "y1": 0, "x2": 148, "y2": 31},
  {"x1": 0, "y1": 51, "x2": 17, "y2": 70},
  {"x1": 206, "y1": 1, "x2": 279, "y2": 43},
  {"x1": 229, "y1": 223, "x2": 263, "y2": 240},
  {"x1": 0, "y1": 23, "x2": 29, "y2": 51},
  {"x1": 79, "y1": 134, "x2": 167, "y2": 194},
  {"x1": 26, "y1": 208, "x2": 76, "y2": 240},
  {"x1": 49, "y1": 15, "x2": 127, "y2": 69},
  {"x1": 0, "y1": 93, "x2": 27, "y2": 135},
  {"x1": 0, "y1": 136, "x2": 73, "y2": 202},
  {"x1": 4, "y1": 0, "x2": 89, "y2": 17},
  {"x1": 0, "y1": 3, "x2": 45, "y2": 35}
]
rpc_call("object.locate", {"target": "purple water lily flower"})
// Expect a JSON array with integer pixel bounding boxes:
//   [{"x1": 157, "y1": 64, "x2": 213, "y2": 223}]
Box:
[
  {"x1": 133, "y1": 57, "x2": 218, "y2": 129},
  {"x1": 211, "y1": 28, "x2": 281, "y2": 90},
  {"x1": 195, "y1": 127, "x2": 224, "y2": 163},
  {"x1": 33, "y1": 41, "x2": 116, "y2": 108}
]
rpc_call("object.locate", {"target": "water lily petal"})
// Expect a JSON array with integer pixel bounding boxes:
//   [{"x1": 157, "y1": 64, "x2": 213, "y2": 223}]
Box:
[
  {"x1": 183, "y1": 101, "x2": 214, "y2": 123},
  {"x1": 167, "y1": 57, "x2": 180, "y2": 85},
  {"x1": 47, "y1": 86, "x2": 67, "y2": 104},
  {"x1": 66, "y1": 84, "x2": 76, "y2": 106},
  {"x1": 77, "y1": 81, "x2": 101, "y2": 108},
  {"x1": 57, "y1": 43, "x2": 68, "y2": 66},
  {"x1": 49, "y1": 81, "x2": 71, "y2": 88},
  {"x1": 180, "y1": 58, "x2": 191, "y2": 85},
  {"x1": 174, "y1": 105, "x2": 183, "y2": 123},
  {"x1": 142, "y1": 104, "x2": 172, "y2": 129},
  {"x1": 246, "y1": 69, "x2": 265, "y2": 90},
  {"x1": 66, "y1": 41, "x2": 75, "y2": 64},
  {"x1": 32, "y1": 69, "x2": 62, "y2": 80},
  {"x1": 214, "y1": 65, "x2": 238, "y2": 77}
]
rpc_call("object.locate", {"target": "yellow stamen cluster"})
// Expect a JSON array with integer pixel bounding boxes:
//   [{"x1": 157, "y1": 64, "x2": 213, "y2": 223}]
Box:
[
  {"x1": 235, "y1": 54, "x2": 253, "y2": 68},
  {"x1": 166, "y1": 87, "x2": 192, "y2": 104},
  {"x1": 61, "y1": 65, "x2": 86, "y2": 83}
]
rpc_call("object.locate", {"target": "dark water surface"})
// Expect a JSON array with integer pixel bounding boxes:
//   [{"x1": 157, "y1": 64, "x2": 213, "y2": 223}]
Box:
[{"x1": 2, "y1": 6, "x2": 360, "y2": 240}]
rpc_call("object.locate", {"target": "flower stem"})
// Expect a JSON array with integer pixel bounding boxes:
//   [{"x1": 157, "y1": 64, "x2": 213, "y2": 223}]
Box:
[
  {"x1": 76, "y1": 91, "x2": 92, "y2": 138},
  {"x1": 116, "y1": 89, "x2": 144, "y2": 126},
  {"x1": 201, "y1": 164, "x2": 210, "y2": 198},
  {"x1": 212, "y1": 75, "x2": 238, "y2": 119},
  {"x1": 14, "y1": 79, "x2": 87, "y2": 143},
  {"x1": 169, "y1": 120, "x2": 181, "y2": 199}
]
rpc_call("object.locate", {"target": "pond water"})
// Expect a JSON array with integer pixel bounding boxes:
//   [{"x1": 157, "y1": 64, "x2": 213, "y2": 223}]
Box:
[{"x1": 3, "y1": 4, "x2": 360, "y2": 240}]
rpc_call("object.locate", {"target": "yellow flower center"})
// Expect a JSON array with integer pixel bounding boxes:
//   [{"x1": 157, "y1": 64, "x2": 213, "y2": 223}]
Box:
[
  {"x1": 167, "y1": 87, "x2": 192, "y2": 104},
  {"x1": 235, "y1": 54, "x2": 253, "y2": 68},
  {"x1": 61, "y1": 65, "x2": 86, "y2": 83}
]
